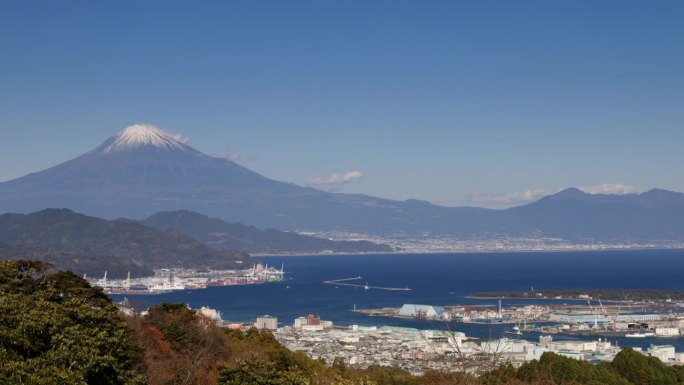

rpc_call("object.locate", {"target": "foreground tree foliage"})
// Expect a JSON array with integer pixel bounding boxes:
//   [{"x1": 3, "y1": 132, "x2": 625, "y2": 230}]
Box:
[
  {"x1": 5, "y1": 260, "x2": 684, "y2": 385},
  {"x1": 0, "y1": 260, "x2": 145, "y2": 385},
  {"x1": 516, "y1": 352, "x2": 630, "y2": 385},
  {"x1": 611, "y1": 348, "x2": 684, "y2": 385},
  {"x1": 127, "y1": 303, "x2": 233, "y2": 385}
]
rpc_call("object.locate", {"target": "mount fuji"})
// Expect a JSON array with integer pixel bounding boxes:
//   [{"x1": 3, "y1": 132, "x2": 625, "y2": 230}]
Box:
[
  {"x1": 0, "y1": 124, "x2": 448, "y2": 234},
  {"x1": 3, "y1": 124, "x2": 684, "y2": 242}
]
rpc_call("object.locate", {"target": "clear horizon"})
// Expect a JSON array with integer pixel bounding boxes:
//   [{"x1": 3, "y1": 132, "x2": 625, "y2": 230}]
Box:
[{"x1": 2, "y1": 1, "x2": 682, "y2": 208}]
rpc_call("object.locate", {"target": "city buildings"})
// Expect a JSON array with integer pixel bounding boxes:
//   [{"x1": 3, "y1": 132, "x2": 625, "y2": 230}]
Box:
[{"x1": 273, "y1": 315, "x2": 684, "y2": 375}]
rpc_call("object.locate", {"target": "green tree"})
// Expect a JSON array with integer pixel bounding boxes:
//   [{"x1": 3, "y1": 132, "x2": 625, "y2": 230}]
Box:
[
  {"x1": 517, "y1": 352, "x2": 629, "y2": 385},
  {"x1": 0, "y1": 260, "x2": 146, "y2": 385},
  {"x1": 144, "y1": 303, "x2": 197, "y2": 350},
  {"x1": 217, "y1": 359, "x2": 309, "y2": 385},
  {"x1": 610, "y1": 348, "x2": 679, "y2": 385}
]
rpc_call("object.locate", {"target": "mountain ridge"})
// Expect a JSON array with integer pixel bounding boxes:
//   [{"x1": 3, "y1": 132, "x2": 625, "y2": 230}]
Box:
[
  {"x1": 0, "y1": 241, "x2": 153, "y2": 278},
  {"x1": 135, "y1": 210, "x2": 394, "y2": 254},
  {"x1": 2, "y1": 125, "x2": 684, "y2": 242},
  {"x1": 0, "y1": 208, "x2": 251, "y2": 277}
]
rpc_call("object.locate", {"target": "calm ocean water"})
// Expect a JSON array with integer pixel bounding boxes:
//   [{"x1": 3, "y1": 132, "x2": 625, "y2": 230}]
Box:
[{"x1": 112, "y1": 249, "x2": 684, "y2": 350}]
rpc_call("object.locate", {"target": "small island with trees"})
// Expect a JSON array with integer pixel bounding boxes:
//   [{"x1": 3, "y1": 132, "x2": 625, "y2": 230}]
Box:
[{"x1": 469, "y1": 288, "x2": 684, "y2": 302}]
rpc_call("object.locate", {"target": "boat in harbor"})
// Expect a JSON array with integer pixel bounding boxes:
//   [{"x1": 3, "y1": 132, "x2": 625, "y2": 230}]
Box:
[{"x1": 625, "y1": 332, "x2": 655, "y2": 338}]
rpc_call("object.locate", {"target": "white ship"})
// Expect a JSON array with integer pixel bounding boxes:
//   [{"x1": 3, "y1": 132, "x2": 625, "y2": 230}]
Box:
[
  {"x1": 148, "y1": 281, "x2": 186, "y2": 293},
  {"x1": 625, "y1": 332, "x2": 655, "y2": 338},
  {"x1": 504, "y1": 325, "x2": 523, "y2": 336}
]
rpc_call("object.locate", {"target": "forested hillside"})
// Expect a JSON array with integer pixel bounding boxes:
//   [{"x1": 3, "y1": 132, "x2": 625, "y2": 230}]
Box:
[
  {"x1": 3, "y1": 259, "x2": 684, "y2": 385},
  {"x1": 0, "y1": 209, "x2": 251, "y2": 278}
]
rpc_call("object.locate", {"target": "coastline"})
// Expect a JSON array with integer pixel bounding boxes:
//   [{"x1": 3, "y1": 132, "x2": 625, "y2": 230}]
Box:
[{"x1": 253, "y1": 246, "x2": 684, "y2": 258}]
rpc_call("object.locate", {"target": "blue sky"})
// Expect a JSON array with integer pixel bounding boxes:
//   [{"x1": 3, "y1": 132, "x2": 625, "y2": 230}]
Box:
[{"x1": 1, "y1": 1, "x2": 682, "y2": 207}]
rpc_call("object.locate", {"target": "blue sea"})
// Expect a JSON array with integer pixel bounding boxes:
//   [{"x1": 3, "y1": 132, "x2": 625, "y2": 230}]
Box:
[{"x1": 112, "y1": 249, "x2": 684, "y2": 350}]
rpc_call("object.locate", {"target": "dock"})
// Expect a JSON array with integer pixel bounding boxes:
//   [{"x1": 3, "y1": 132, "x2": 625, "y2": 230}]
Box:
[{"x1": 323, "y1": 276, "x2": 411, "y2": 291}]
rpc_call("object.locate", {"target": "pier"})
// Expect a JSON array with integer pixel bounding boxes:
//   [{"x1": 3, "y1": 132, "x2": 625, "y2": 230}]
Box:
[{"x1": 323, "y1": 276, "x2": 411, "y2": 291}]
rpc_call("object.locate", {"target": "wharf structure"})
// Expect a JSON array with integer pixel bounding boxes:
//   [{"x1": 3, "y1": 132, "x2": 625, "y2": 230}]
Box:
[
  {"x1": 323, "y1": 276, "x2": 411, "y2": 291},
  {"x1": 357, "y1": 302, "x2": 684, "y2": 338},
  {"x1": 91, "y1": 263, "x2": 285, "y2": 294}
]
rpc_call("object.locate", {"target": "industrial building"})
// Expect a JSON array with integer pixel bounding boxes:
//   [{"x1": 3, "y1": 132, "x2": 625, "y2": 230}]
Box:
[{"x1": 397, "y1": 304, "x2": 448, "y2": 320}]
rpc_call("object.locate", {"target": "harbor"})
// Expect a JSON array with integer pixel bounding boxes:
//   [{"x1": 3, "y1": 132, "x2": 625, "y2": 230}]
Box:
[
  {"x1": 105, "y1": 252, "x2": 684, "y2": 375},
  {"x1": 89, "y1": 263, "x2": 285, "y2": 295},
  {"x1": 353, "y1": 299, "x2": 684, "y2": 339}
]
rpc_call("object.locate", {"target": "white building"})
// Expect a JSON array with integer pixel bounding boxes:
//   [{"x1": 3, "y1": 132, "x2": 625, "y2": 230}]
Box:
[
  {"x1": 255, "y1": 315, "x2": 278, "y2": 330},
  {"x1": 648, "y1": 345, "x2": 676, "y2": 363},
  {"x1": 655, "y1": 327, "x2": 680, "y2": 337}
]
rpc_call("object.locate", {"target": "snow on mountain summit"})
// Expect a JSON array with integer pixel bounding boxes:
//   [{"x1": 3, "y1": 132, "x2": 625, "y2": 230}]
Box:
[{"x1": 102, "y1": 124, "x2": 188, "y2": 153}]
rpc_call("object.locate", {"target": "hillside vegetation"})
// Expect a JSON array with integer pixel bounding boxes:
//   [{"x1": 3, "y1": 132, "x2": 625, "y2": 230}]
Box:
[
  {"x1": 3, "y1": 260, "x2": 684, "y2": 385},
  {"x1": 0, "y1": 242, "x2": 154, "y2": 278}
]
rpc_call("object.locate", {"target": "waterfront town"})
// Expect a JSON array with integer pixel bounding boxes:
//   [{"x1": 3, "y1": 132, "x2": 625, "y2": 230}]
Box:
[
  {"x1": 274, "y1": 321, "x2": 622, "y2": 375},
  {"x1": 301, "y1": 231, "x2": 684, "y2": 255},
  {"x1": 270, "y1": 301, "x2": 684, "y2": 374},
  {"x1": 102, "y1": 264, "x2": 684, "y2": 375},
  {"x1": 113, "y1": 297, "x2": 684, "y2": 376}
]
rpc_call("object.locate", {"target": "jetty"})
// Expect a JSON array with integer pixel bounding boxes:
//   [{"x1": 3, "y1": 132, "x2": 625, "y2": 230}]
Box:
[{"x1": 323, "y1": 276, "x2": 411, "y2": 291}]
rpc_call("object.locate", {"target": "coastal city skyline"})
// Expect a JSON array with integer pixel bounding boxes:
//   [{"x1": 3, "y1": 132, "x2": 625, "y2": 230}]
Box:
[{"x1": 2, "y1": 1, "x2": 683, "y2": 208}]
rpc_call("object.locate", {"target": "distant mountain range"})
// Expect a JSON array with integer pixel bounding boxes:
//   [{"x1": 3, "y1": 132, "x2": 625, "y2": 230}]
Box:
[
  {"x1": 0, "y1": 208, "x2": 393, "y2": 276},
  {"x1": 137, "y1": 210, "x2": 393, "y2": 254},
  {"x1": 491, "y1": 187, "x2": 684, "y2": 242},
  {"x1": 1, "y1": 124, "x2": 684, "y2": 243}
]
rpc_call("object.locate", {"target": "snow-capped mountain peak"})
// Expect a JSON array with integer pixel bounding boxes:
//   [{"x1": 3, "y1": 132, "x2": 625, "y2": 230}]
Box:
[{"x1": 102, "y1": 124, "x2": 187, "y2": 153}]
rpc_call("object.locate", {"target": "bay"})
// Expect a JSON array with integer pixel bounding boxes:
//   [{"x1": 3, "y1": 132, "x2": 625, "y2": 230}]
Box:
[{"x1": 112, "y1": 249, "x2": 684, "y2": 350}]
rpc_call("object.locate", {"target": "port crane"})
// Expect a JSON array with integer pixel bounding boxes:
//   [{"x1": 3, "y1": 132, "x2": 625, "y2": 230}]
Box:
[
  {"x1": 99, "y1": 271, "x2": 108, "y2": 289},
  {"x1": 596, "y1": 297, "x2": 618, "y2": 331},
  {"x1": 586, "y1": 300, "x2": 600, "y2": 328}
]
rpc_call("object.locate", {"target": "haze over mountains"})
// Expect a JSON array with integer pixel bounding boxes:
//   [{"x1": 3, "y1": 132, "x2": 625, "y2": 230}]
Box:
[{"x1": 2, "y1": 124, "x2": 684, "y2": 243}]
